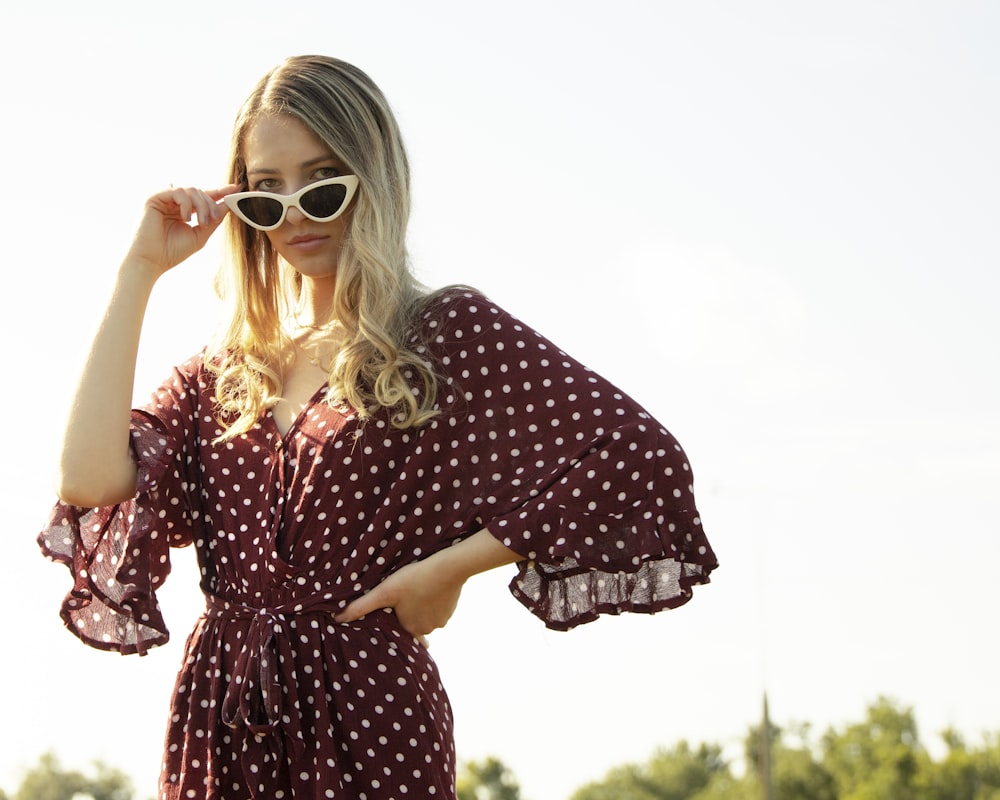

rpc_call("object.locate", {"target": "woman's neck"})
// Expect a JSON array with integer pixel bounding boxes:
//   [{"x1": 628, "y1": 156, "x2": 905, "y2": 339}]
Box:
[{"x1": 294, "y1": 275, "x2": 338, "y2": 327}]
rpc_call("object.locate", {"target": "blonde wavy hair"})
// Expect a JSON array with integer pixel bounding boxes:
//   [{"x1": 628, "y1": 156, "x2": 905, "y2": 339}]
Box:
[{"x1": 210, "y1": 55, "x2": 438, "y2": 439}]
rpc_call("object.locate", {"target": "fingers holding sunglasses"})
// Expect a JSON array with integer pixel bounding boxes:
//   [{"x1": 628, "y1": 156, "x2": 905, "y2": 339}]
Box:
[
  {"x1": 208, "y1": 184, "x2": 243, "y2": 202},
  {"x1": 160, "y1": 185, "x2": 237, "y2": 227},
  {"x1": 128, "y1": 185, "x2": 238, "y2": 274}
]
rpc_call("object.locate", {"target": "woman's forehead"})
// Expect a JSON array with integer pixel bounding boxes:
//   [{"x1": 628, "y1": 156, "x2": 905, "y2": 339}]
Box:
[{"x1": 243, "y1": 114, "x2": 339, "y2": 171}]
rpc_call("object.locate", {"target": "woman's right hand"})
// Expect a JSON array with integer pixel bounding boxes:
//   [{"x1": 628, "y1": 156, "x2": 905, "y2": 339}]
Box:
[{"x1": 125, "y1": 184, "x2": 241, "y2": 277}]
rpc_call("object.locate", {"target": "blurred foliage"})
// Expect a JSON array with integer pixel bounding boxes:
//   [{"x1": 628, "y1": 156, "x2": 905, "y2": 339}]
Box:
[
  {"x1": 3, "y1": 751, "x2": 147, "y2": 800},
  {"x1": 820, "y1": 696, "x2": 926, "y2": 799},
  {"x1": 570, "y1": 741, "x2": 728, "y2": 800},
  {"x1": 457, "y1": 756, "x2": 523, "y2": 800},
  {"x1": 571, "y1": 697, "x2": 1000, "y2": 800}
]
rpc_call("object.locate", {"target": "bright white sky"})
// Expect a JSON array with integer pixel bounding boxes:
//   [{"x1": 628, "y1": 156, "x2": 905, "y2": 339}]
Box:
[{"x1": 2, "y1": 2, "x2": 998, "y2": 799}]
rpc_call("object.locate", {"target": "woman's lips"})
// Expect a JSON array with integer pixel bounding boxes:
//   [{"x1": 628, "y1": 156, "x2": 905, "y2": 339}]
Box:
[{"x1": 287, "y1": 234, "x2": 329, "y2": 251}]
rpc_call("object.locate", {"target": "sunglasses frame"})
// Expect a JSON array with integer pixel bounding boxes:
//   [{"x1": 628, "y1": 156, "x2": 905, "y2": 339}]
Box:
[{"x1": 224, "y1": 175, "x2": 360, "y2": 231}]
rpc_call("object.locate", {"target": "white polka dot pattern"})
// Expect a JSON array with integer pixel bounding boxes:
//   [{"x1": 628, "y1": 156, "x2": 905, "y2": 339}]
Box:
[{"x1": 38, "y1": 289, "x2": 716, "y2": 799}]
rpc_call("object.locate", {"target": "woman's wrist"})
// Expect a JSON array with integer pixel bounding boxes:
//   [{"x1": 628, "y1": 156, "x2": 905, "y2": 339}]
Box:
[{"x1": 118, "y1": 253, "x2": 166, "y2": 291}]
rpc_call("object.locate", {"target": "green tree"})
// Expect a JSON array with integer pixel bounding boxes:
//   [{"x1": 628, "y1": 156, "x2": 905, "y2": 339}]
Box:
[
  {"x1": 456, "y1": 757, "x2": 523, "y2": 800},
  {"x1": 570, "y1": 741, "x2": 730, "y2": 800},
  {"x1": 688, "y1": 770, "x2": 754, "y2": 800},
  {"x1": 821, "y1": 696, "x2": 930, "y2": 800},
  {"x1": 563, "y1": 698, "x2": 1000, "y2": 800},
  {"x1": 917, "y1": 729, "x2": 1000, "y2": 800},
  {"x1": 773, "y1": 744, "x2": 837, "y2": 800},
  {"x1": 9, "y1": 752, "x2": 140, "y2": 800},
  {"x1": 742, "y1": 720, "x2": 836, "y2": 800}
]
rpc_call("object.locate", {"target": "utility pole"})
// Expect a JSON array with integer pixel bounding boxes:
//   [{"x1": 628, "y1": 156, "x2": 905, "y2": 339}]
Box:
[{"x1": 760, "y1": 693, "x2": 775, "y2": 800}]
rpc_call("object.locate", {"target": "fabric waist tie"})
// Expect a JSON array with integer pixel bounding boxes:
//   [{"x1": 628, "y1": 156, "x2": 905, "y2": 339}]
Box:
[{"x1": 205, "y1": 589, "x2": 370, "y2": 755}]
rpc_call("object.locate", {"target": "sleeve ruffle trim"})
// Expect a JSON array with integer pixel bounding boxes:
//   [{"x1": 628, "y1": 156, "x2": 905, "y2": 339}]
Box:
[
  {"x1": 492, "y1": 502, "x2": 717, "y2": 631},
  {"x1": 36, "y1": 414, "x2": 189, "y2": 655}
]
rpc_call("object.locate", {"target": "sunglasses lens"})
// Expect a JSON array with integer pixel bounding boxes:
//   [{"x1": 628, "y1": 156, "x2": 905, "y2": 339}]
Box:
[
  {"x1": 237, "y1": 196, "x2": 284, "y2": 228},
  {"x1": 300, "y1": 183, "x2": 349, "y2": 219}
]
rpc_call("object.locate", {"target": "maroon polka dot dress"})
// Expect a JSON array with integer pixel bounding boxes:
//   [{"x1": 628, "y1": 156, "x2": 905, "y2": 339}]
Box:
[{"x1": 39, "y1": 290, "x2": 717, "y2": 799}]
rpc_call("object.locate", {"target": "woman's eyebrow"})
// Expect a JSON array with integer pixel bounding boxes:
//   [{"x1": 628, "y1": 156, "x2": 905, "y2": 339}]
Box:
[
  {"x1": 246, "y1": 155, "x2": 341, "y2": 177},
  {"x1": 301, "y1": 154, "x2": 341, "y2": 168}
]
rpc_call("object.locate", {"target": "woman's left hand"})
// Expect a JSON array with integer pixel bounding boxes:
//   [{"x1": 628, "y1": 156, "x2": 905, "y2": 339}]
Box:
[
  {"x1": 335, "y1": 529, "x2": 523, "y2": 641},
  {"x1": 335, "y1": 555, "x2": 465, "y2": 639}
]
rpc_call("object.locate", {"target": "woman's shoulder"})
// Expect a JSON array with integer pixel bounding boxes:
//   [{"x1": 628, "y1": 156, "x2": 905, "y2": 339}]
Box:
[
  {"x1": 150, "y1": 349, "x2": 218, "y2": 398},
  {"x1": 415, "y1": 285, "x2": 492, "y2": 321},
  {"x1": 174, "y1": 348, "x2": 215, "y2": 381},
  {"x1": 412, "y1": 286, "x2": 522, "y2": 343}
]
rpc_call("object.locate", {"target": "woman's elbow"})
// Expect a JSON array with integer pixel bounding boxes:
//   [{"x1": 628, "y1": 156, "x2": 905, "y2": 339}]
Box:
[{"x1": 54, "y1": 463, "x2": 137, "y2": 508}]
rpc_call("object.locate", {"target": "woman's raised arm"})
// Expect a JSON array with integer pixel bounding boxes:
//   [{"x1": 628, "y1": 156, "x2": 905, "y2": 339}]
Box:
[{"x1": 54, "y1": 186, "x2": 235, "y2": 507}]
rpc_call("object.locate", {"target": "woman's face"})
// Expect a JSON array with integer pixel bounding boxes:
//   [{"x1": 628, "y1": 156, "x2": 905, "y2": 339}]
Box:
[{"x1": 241, "y1": 114, "x2": 353, "y2": 280}]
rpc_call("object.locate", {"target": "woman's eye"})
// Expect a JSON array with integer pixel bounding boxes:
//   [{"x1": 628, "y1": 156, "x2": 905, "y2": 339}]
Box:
[
  {"x1": 253, "y1": 178, "x2": 280, "y2": 191},
  {"x1": 314, "y1": 166, "x2": 342, "y2": 179}
]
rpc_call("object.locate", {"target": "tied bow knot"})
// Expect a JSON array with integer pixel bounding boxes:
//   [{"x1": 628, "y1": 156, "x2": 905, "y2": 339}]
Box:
[{"x1": 206, "y1": 590, "x2": 349, "y2": 751}]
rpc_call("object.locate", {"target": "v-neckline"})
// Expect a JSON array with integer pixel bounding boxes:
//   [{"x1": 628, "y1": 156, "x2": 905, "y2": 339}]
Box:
[{"x1": 270, "y1": 382, "x2": 330, "y2": 440}]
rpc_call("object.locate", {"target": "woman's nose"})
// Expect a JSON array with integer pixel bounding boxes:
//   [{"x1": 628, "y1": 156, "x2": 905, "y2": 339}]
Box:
[{"x1": 285, "y1": 204, "x2": 306, "y2": 225}]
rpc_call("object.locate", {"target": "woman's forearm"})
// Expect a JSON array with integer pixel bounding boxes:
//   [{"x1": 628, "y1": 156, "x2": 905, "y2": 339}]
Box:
[
  {"x1": 437, "y1": 528, "x2": 527, "y2": 580},
  {"x1": 54, "y1": 259, "x2": 160, "y2": 507}
]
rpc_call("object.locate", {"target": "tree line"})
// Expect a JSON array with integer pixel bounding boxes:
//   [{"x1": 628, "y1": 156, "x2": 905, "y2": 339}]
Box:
[
  {"x1": 457, "y1": 697, "x2": 1000, "y2": 800},
  {"x1": 5, "y1": 697, "x2": 999, "y2": 799}
]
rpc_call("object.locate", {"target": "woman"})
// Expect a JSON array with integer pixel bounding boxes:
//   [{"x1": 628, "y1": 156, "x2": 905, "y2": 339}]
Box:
[{"x1": 40, "y1": 55, "x2": 717, "y2": 799}]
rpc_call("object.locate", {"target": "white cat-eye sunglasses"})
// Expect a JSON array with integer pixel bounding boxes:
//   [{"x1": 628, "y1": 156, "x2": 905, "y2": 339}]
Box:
[{"x1": 224, "y1": 176, "x2": 360, "y2": 231}]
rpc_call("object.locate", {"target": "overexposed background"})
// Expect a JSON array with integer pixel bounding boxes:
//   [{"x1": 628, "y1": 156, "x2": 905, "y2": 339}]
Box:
[{"x1": 2, "y1": 2, "x2": 998, "y2": 798}]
